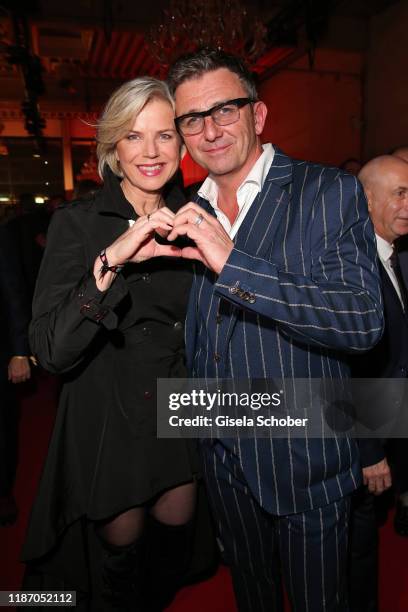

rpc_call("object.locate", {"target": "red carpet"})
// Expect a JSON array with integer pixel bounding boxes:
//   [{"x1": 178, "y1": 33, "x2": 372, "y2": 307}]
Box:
[{"x1": 1, "y1": 374, "x2": 408, "y2": 611}]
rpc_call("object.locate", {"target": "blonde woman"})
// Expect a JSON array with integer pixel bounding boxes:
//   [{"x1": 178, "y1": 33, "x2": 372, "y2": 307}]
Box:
[{"x1": 22, "y1": 78, "x2": 205, "y2": 611}]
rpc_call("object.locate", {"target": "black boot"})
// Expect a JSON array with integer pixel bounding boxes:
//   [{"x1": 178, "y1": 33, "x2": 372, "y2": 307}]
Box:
[
  {"x1": 100, "y1": 537, "x2": 148, "y2": 612},
  {"x1": 145, "y1": 517, "x2": 194, "y2": 611}
]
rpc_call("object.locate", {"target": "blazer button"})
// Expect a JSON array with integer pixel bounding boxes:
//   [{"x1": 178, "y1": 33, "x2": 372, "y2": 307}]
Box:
[
  {"x1": 144, "y1": 390, "x2": 152, "y2": 399},
  {"x1": 142, "y1": 273, "x2": 151, "y2": 283},
  {"x1": 142, "y1": 327, "x2": 151, "y2": 336},
  {"x1": 216, "y1": 315, "x2": 222, "y2": 324},
  {"x1": 173, "y1": 321, "x2": 183, "y2": 331},
  {"x1": 214, "y1": 353, "x2": 221, "y2": 362}
]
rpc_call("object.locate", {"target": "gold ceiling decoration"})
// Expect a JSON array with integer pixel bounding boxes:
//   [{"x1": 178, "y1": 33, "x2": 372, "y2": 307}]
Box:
[{"x1": 146, "y1": 0, "x2": 267, "y2": 69}]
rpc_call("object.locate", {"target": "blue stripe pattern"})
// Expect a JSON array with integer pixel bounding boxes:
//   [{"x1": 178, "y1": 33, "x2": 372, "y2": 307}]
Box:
[
  {"x1": 202, "y1": 441, "x2": 350, "y2": 611},
  {"x1": 185, "y1": 148, "x2": 384, "y2": 516}
]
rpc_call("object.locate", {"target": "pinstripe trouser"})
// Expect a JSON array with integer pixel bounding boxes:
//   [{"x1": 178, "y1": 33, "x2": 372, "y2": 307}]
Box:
[{"x1": 201, "y1": 441, "x2": 350, "y2": 612}]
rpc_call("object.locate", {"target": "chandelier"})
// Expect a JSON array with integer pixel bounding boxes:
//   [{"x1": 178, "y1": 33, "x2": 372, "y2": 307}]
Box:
[{"x1": 146, "y1": 0, "x2": 267, "y2": 69}]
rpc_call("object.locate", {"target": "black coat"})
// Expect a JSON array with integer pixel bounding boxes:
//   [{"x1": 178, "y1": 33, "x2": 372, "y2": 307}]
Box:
[
  {"x1": 21, "y1": 172, "x2": 201, "y2": 576},
  {"x1": 350, "y1": 262, "x2": 408, "y2": 466},
  {"x1": 6, "y1": 208, "x2": 50, "y2": 301},
  {"x1": 0, "y1": 224, "x2": 31, "y2": 496},
  {"x1": 0, "y1": 224, "x2": 30, "y2": 364}
]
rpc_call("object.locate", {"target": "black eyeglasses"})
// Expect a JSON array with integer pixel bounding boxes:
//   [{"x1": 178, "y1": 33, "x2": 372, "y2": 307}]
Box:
[{"x1": 175, "y1": 97, "x2": 256, "y2": 136}]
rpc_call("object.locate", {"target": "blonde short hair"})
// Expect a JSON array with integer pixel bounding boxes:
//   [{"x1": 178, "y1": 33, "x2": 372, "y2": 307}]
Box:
[{"x1": 96, "y1": 77, "x2": 175, "y2": 179}]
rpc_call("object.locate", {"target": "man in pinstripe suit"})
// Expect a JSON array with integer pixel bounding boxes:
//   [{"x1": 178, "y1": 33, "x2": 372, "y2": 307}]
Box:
[{"x1": 167, "y1": 49, "x2": 384, "y2": 611}]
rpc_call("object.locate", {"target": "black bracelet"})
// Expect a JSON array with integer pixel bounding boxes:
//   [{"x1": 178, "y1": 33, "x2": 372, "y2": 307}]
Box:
[{"x1": 99, "y1": 249, "x2": 124, "y2": 277}]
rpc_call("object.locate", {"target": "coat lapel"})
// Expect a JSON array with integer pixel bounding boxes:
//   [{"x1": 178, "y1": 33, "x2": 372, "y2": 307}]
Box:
[
  {"x1": 195, "y1": 148, "x2": 294, "y2": 257},
  {"x1": 380, "y1": 262, "x2": 408, "y2": 318},
  {"x1": 192, "y1": 149, "x2": 294, "y2": 349},
  {"x1": 234, "y1": 148, "x2": 293, "y2": 259}
]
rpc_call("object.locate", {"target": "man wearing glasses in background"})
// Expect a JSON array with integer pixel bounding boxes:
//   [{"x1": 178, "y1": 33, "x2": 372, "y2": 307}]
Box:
[{"x1": 166, "y1": 49, "x2": 384, "y2": 611}]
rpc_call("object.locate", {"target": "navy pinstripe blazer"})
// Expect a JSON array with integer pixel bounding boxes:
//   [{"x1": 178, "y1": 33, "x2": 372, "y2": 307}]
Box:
[{"x1": 185, "y1": 148, "x2": 384, "y2": 516}]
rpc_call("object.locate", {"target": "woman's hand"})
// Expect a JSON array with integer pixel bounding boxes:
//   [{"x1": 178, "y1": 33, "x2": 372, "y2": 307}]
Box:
[{"x1": 93, "y1": 207, "x2": 181, "y2": 291}]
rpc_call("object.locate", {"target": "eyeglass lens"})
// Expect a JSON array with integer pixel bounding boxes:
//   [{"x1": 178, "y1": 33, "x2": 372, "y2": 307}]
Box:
[{"x1": 178, "y1": 98, "x2": 253, "y2": 135}]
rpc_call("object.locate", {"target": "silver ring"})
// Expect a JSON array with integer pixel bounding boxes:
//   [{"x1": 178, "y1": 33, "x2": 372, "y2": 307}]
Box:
[{"x1": 194, "y1": 213, "x2": 204, "y2": 227}]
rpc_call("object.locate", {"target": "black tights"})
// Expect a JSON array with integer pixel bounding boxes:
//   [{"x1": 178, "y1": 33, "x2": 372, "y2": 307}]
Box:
[{"x1": 96, "y1": 481, "x2": 196, "y2": 547}]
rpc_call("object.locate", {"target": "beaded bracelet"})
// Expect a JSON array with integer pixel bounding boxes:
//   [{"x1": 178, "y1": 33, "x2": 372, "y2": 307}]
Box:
[{"x1": 99, "y1": 248, "x2": 124, "y2": 277}]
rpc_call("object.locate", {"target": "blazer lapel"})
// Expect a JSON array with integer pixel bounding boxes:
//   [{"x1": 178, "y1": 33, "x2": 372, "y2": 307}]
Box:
[
  {"x1": 380, "y1": 261, "x2": 408, "y2": 318},
  {"x1": 194, "y1": 194, "x2": 214, "y2": 215},
  {"x1": 234, "y1": 148, "x2": 293, "y2": 259},
  {"x1": 192, "y1": 150, "x2": 294, "y2": 349}
]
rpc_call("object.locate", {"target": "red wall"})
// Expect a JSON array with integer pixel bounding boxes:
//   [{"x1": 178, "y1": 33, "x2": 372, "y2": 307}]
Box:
[
  {"x1": 363, "y1": 0, "x2": 408, "y2": 158},
  {"x1": 180, "y1": 152, "x2": 207, "y2": 187},
  {"x1": 259, "y1": 49, "x2": 363, "y2": 167}
]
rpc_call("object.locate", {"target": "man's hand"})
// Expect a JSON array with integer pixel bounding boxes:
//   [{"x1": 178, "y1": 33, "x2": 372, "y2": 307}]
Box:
[
  {"x1": 105, "y1": 207, "x2": 181, "y2": 267},
  {"x1": 8, "y1": 356, "x2": 31, "y2": 384},
  {"x1": 167, "y1": 202, "x2": 234, "y2": 274},
  {"x1": 363, "y1": 458, "x2": 392, "y2": 495}
]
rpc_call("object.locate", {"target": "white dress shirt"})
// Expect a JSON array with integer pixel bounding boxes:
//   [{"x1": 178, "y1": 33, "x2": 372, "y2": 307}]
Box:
[{"x1": 197, "y1": 143, "x2": 275, "y2": 239}]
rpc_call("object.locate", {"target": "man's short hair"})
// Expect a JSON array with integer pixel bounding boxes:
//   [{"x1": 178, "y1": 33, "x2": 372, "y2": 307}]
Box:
[{"x1": 167, "y1": 48, "x2": 258, "y2": 100}]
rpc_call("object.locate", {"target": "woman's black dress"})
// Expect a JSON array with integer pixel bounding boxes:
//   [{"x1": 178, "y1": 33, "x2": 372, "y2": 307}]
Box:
[{"x1": 21, "y1": 172, "x2": 210, "y2": 600}]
